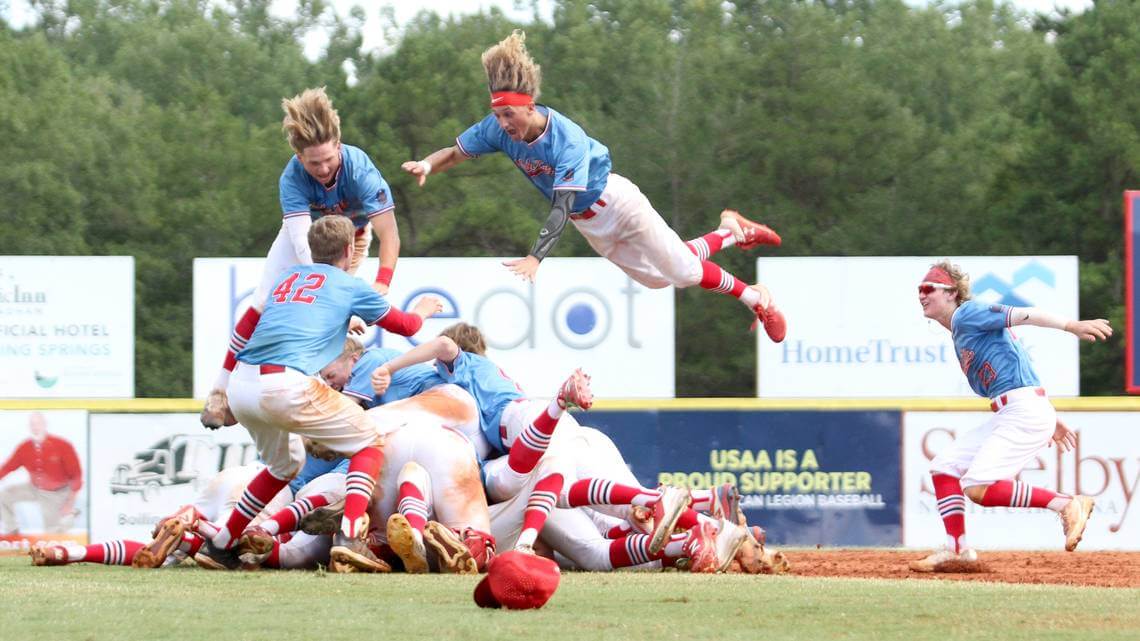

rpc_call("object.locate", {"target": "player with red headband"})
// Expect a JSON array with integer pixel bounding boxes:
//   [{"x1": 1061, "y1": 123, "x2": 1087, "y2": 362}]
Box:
[
  {"x1": 201, "y1": 87, "x2": 404, "y2": 428},
  {"x1": 401, "y1": 31, "x2": 786, "y2": 339},
  {"x1": 909, "y1": 260, "x2": 1111, "y2": 572}
]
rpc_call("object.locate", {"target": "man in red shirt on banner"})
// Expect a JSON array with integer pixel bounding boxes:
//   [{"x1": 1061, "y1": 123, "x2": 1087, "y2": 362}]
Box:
[{"x1": 0, "y1": 412, "x2": 83, "y2": 533}]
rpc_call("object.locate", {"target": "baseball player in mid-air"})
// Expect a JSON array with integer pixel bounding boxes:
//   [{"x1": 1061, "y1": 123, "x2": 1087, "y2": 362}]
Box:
[
  {"x1": 401, "y1": 31, "x2": 787, "y2": 340},
  {"x1": 201, "y1": 86, "x2": 404, "y2": 428},
  {"x1": 909, "y1": 261, "x2": 1111, "y2": 571}
]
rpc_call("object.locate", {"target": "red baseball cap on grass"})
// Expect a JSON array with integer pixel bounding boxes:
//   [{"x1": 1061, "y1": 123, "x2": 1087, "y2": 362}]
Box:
[{"x1": 473, "y1": 550, "x2": 561, "y2": 610}]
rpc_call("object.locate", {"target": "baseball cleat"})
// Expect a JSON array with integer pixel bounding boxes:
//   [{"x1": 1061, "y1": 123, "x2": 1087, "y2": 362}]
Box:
[
  {"x1": 200, "y1": 388, "x2": 234, "y2": 429},
  {"x1": 719, "y1": 209, "x2": 782, "y2": 249},
  {"x1": 712, "y1": 519, "x2": 750, "y2": 573},
  {"x1": 751, "y1": 303, "x2": 787, "y2": 343},
  {"x1": 386, "y1": 514, "x2": 428, "y2": 574},
  {"x1": 908, "y1": 547, "x2": 980, "y2": 573},
  {"x1": 299, "y1": 499, "x2": 345, "y2": 535},
  {"x1": 29, "y1": 543, "x2": 68, "y2": 566},
  {"x1": 709, "y1": 483, "x2": 741, "y2": 522},
  {"x1": 330, "y1": 532, "x2": 391, "y2": 574},
  {"x1": 514, "y1": 543, "x2": 536, "y2": 556},
  {"x1": 648, "y1": 486, "x2": 690, "y2": 555},
  {"x1": 682, "y1": 522, "x2": 719, "y2": 573},
  {"x1": 194, "y1": 539, "x2": 242, "y2": 571},
  {"x1": 236, "y1": 526, "x2": 276, "y2": 567},
  {"x1": 423, "y1": 521, "x2": 479, "y2": 574},
  {"x1": 133, "y1": 507, "x2": 197, "y2": 569},
  {"x1": 1060, "y1": 495, "x2": 1095, "y2": 551},
  {"x1": 557, "y1": 368, "x2": 594, "y2": 411}
]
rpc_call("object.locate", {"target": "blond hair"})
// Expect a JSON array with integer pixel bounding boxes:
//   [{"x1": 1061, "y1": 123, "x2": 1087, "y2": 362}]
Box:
[
  {"x1": 308, "y1": 216, "x2": 354, "y2": 265},
  {"x1": 440, "y1": 322, "x2": 487, "y2": 355},
  {"x1": 282, "y1": 87, "x2": 341, "y2": 153},
  {"x1": 339, "y1": 336, "x2": 364, "y2": 360},
  {"x1": 932, "y1": 259, "x2": 973, "y2": 304},
  {"x1": 482, "y1": 30, "x2": 542, "y2": 99}
]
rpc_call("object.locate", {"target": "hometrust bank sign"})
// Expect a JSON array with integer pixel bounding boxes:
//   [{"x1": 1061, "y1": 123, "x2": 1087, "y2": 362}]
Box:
[
  {"x1": 754, "y1": 256, "x2": 1080, "y2": 398},
  {"x1": 192, "y1": 257, "x2": 675, "y2": 399}
]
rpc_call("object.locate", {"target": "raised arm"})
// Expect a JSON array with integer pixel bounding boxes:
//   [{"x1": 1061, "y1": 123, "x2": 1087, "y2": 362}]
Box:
[
  {"x1": 371, "y1": 336, "x2": 460, "y2": 396},
  {"x1": 1008, "y1": 308, "x2": 1112, "y2": 341},
  {"x1": 401, "y1": 146, "x2": 470, "y2": 187}
]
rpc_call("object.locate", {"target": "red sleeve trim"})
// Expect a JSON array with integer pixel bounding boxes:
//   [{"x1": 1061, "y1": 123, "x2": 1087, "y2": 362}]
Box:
[{"x1": 376, "y1": 307, "x2": 423, "y2": 336}]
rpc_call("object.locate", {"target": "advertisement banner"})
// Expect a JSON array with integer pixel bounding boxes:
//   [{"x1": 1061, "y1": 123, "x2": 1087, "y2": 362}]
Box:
[
  {"x1": 755, "y1": 256, "x2": 1080, "y2": 398},
  {"x1": 0, "y1": 410, "x2": 89, "y2": 555},
  {"x1": 88, "y1": 414, "x2": 255, "y2": 542},
  {"x1": 582, "y1": 410, "x2": 902, "y2": 546},
  {"x1": 194, "y1": 257, "x2": 674, "y2": 399},
  {"x1": 0, "y1": 257, "x2": 134, "y2": 398},
  {"x1": 903, "y1": 411, "x2": 1140, "y2": 550}
]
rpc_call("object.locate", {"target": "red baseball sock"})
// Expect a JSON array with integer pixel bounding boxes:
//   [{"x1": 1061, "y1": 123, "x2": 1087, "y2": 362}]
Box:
[
  {"x1": 342, "y1": 447, "x2": 383, "y2": 538},
  {"x1": 698, "y1": 262, "x2": 762, "y2": 307},
  {"x1": 517, "y1": 473, "x2": 564, "y2": 549},
  {"x1": 608, "y1": 533, "x2": 667, "y2": 568},
  {"x1": 605, "y1": 522, "x2": 634, "y2": 539},
  {"x1": 507, "y1": 399, "x2": 562, "y2": 474},
  {"x1": 222, "y1": 307, "x2": 261, "y2": 372},
  {"x1": 685, "y1": 229, "x2": 734, "y2": 260},
  {"x1": 932, "y1": 473, "x2": 967, "y2": 553},
  {"x1": 75, "y1": 540, "x2": 145, "y2": 565},
  {"x1": 977, "y1": 480, "x2": 1070, "y2": 511},
  {"x1": 560, "y1": 478, "x2": 660, "y2": 508},
  {"x1": 675, "y1": 509, "x2": 701, "y2": 531},
  {"x1": 214, "y1": 467, "x2": 290, "y2": 549},
  {"x1": 262, "y1": 493, "x2": 332, "y2": 536},
  {"x1": 397, "y1": 481, "x2": 430, "y2": 534},
  {"x1": 262, "y1": 541, "x2": 281, "y2": 569},
  {"x1": 179, "y1": 532, "x2": 204, "y2": 557}
]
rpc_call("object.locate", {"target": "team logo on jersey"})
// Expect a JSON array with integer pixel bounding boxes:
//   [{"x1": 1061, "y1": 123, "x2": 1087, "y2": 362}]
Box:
[
  {"x1": 958, "y1": 348, "x2": 975, "y2": 375},
  {"x1": 514, "y1": 158, "x2": 555, "y2": 178},
  {"x1": 378, "y1": 190, "x2": 388, "y2": 204},
  {"x1": 560, "y1": 169, "x2": 574, "y2": 183}
]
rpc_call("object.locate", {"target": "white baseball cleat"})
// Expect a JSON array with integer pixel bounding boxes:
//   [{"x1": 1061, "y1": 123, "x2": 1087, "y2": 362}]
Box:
[
  {"x1": 908, "y1": 547, "x2": 979, "y2": 573},
  {"x1": 712, "y1": 519, "x2": 750, "y2": 573},
  {"x1": 1060, "y1": 495, "x2": 1095, "y2": 551},
  {"x1": 648, "y1": 486, "x2": 690, "y2": 555},
  {"x1": 387, "y1": 513, "x2": 428, "y2": 574}
]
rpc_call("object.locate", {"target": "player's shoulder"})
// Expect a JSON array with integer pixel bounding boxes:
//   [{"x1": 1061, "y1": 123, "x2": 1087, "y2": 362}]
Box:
[
  {"x1": 280, "y1": 155, "x2": 309, "y2": 182},
  {"x1": 545, "y1": 106, "x2": 587, "y2": 137}
]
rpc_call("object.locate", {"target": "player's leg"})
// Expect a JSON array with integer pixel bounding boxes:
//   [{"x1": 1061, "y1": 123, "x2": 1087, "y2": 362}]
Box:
[
  {"x1": 262, "y1": 532, "x2": 332, "y2": 570},
  {"x1": 415, "y1": 427, "x2": 493, "y2": 573},
  {"x1": 31, "y1": 540, "x2": 146, "y2": 566},
  {"x1": 504, "y1": 372, "x2": 593, "y2": 476},
  {"x1": 387, "y1": 462, "x2": 431, "y2": 573},
  {"x1": 239, "y1": 472, "x2": 343, "y2": 564}
]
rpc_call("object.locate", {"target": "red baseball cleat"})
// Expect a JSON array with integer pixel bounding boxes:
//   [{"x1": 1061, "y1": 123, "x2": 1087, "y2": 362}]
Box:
[
  {"x1": 719, "y1": 209, "x2": 781, "y2": 249},
  {"x1": 682, "y1": 522, "x2": 719, "y2": 574},
  {"x1": 29, "y1": 543, "x2": 68, "y2": 566},
  {"x1": 557, "y1": 368, "x2": 593, "y2": 411},
  {"x1": 752, "y1": 303, "x2": 787, "y2": 343}
]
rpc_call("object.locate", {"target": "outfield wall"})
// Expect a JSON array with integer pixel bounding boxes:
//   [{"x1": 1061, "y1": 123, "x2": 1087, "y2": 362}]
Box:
[{"x1": 1, "y1": 397, "x2": 1137, "y2": 553}]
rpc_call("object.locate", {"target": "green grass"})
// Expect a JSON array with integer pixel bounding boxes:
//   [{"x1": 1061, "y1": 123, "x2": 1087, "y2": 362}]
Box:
[{"x1": 1, "y1": 557, "x2": 1138, "y2": 641}]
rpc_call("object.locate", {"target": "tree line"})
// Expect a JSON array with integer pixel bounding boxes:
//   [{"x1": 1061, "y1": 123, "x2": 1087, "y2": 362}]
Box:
[{"x1": 1, "y1": 0, "x2": 1136, "y2": 397}]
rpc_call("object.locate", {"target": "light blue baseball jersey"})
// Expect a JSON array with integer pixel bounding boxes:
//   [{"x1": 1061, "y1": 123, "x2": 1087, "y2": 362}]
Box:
[
  {"x1": 238, "y1": 264, "x2": 390, "y2": 375},
  {"x1": 342, "y1": 347, "x2": 447, "y2": 408},
  {"x1": 279, "y1": 144, "x2": 395, "y2": 230},
  {"x1": 951, "y1": 300, "x2": 1040, "y2": 397},
  {"x1": 288, "y1": 454, "x2": 349, "y2": 494},
  {"x1": 435, "y1": 351, "x2": 524, "y2": 456},
  {"x1": 455, "y1": 106, "x2": 611, "y2": 212}
]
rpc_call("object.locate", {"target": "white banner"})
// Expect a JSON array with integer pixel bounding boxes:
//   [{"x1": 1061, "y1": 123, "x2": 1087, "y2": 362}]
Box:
[
  {"x1": 755, "y1": 256, "x2": 1080, "y2": 398},
  {"x1": 0, "y1": 410, "x2": 89, "y2": 553},
  {"x1": 903, "y1": 411, "x2": 1140, "y2": 550},
  {"x1": 88, "y1": 414, "x2": 256, "y2": 542},
  {"x1": 0, "y1": 257, "x2": 134, "y2": 397},
  {"x1": 193, "y1": 257, "x2": 675, "y2": 399}
]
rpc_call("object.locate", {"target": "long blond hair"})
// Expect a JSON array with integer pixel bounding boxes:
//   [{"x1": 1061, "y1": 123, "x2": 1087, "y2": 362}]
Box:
[
  {"x1": 482, "y1": 30, "x2": 542, "y2": 99},
  {"x1": 931, "y1": 259, "x2": 973, "y2": 304},
  {"x1": 281, "y1": 87, "x2": 341, "y2": 153}
]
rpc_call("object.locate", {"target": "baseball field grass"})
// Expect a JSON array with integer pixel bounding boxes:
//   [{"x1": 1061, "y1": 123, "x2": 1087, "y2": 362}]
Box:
[{"x1": 2, "y1": 556, "x2": 1138, "y2": 641}]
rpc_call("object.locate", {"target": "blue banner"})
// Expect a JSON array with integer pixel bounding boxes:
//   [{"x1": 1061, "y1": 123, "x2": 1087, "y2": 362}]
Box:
[{"x1": 580, "y1": 410, "x2": 903, "y2": 546}]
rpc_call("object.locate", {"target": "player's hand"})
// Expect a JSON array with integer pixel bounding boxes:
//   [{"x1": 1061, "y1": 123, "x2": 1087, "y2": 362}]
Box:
[
  {"x1": 371, "y1": 364, "x2": 392, "y2": 396},
  {"x1": 1065, "y1": 318, "x2": 1112, "y2": 341},
  {"x1": 401, "y1": 160, "x2": 430, "y2": 187},
  {"x1": 503, "y1": 256, "x2": 540, "y2": 282},
  {"x1": 371, "y1": 281, "x2": 389, "y2": 296},
  {"x1": 348, "y1": 316, "x2": 366, "y2": 335},
  {"x1": 411, "y1": 295, "x2": 443, "y2": 319},
  {"x1": 1050, "y1": 420, "x2": 1077, "y2": 452}
]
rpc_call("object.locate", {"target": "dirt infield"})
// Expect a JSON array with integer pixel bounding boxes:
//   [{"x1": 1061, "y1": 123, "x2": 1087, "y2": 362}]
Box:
[{"x1": 787, "y1": 549, "x2": 1140, "y2": 588}]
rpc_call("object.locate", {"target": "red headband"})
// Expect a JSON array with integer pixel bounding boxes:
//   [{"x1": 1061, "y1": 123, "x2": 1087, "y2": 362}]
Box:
[
  {"x1": 490, "y1": 91, "x2": 534, "y2": 107},
  {"x1": 922, "y1": 266, "x2": 954, "y2": 286}
]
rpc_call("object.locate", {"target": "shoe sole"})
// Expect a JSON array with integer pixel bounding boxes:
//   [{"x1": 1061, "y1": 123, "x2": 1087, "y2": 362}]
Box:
[
  {"x1": 716, "y1": 531, "x2": 750, "y2": 573},
  {"x1": 648, "y1": 493, "x2": 688, "y2": 555},
  {"x1": 387, "y1": 514, "x2": 428, "y2": 574},
  {"x1": 238, "y1": 530, "x2": 275, "y2": 558},
  {"x1": 193, "y1": 551, "x2": 236, "y2": 571},
  {"x1": 565, "y1": 370, "x2": 593, "y2": 410},
  {"x1": 133, "y1": 518, "x2": 186, "y2": 569},
  {"x1": 1065, "y1": 497, "x2": 1095, "y2": 552},
  {"x1": 329, "y1": 545, "x2": 391, "y2": 573},
  {"x1": 423, "y1": 522, "x2": 478, "y2": 574},
  {"x1": 300, "y1": 504, "x2": 344, "y2": 535}
]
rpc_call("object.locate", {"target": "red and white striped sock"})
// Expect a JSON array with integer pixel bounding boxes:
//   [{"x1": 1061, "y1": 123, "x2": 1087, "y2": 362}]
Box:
[
  {"x1": 178, "y1": 532, "x2": 204, "y2": 557},
  {"x1": 507, "y1": 399, "x2": 563, "y2": 475},
  {"x1": 685, "y1": 229, "x2": 736, "y2": 260},
  {"x1": 977, "y1": 480, "x2": 1070, "y2": 512},
  {"x1": 397, "y1": 481, "x2": 430, "y2": 536},
  {"x1": 607, "y1": 533, "x2": 664, "y2": 568},
  {"x1": 558, "y1": 479, "x2": 660, "y2": 508},
  {"x1": 214, "y1": 307, "x2": 261, "y2": 390},
  {"x1": 71, "y1": 540, "x2": 145, "y2": 565},
  {"x1": 262, "y1": 541, "x2": 282, "y2": 569},
  {"x1": 517, "y1": 473, "x2": 564, "y2": 549},
  {"x1": 342, "y1": 447, "x2": 383, "y2": 538},
  {"x1": 213, "y1": 467, "x2": 290, "y2": 549},
  {"x1": 698, "y1": 262, "x2": 762, "y2": 308},
  {"x1": 932, "y1": 474, "x2": 967, "y2": 553},
  {"x1": 260, "y1": 493, "x2": 333, "y2": 536}
]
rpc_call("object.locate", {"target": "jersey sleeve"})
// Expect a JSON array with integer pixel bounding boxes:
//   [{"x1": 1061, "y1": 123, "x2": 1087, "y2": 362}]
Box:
[
  {"x1": 279, "y1": 161, "x2": 312, "y2": 218},
  {"x1": 455, "y1": 117, "x2": 502, "y2": 158},
  {"x1": 355, "y1": 161, "x2": 396, "y2": 217},
  {"x1": 552, "y1": 135, "x2": 590, "y2": 193},
  {"x1": 342, "y1": 353, "x2": 381, "y2": 404},
  {"x1": 435, "y1": 349, "x2": 471, "y2": 380},
  {"x1": 352, "y1": 281, "x2": 391, "y2": 325},
  {"x1": 952, "y1": 300, "x2": 1013, "y2": 334}
]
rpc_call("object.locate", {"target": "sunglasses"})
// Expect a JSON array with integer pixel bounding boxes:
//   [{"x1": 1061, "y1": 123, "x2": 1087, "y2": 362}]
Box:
[{"x1": 918, "y1": 283, "x2": 954, "y2": 295}]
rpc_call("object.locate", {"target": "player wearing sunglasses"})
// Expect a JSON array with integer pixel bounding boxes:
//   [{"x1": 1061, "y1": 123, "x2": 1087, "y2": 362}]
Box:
[{"x1": 910, "y1": 260, "x2": 1111, "y2": 572}]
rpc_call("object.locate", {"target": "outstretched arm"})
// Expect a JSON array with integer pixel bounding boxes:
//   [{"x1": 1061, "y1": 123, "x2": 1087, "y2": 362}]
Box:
[
  {"x1": 371, "y1": 336, "x2": 460, "y2": 396},
  {"x1": 1008, "y1": 308, "x2": 1112, "y2": 341},
  {"x1": 504, "y1": 190, "x2": 576, "y2": 282},
  {"x1": 401, "y1": 146, "x2": 469, "y2": 187}
]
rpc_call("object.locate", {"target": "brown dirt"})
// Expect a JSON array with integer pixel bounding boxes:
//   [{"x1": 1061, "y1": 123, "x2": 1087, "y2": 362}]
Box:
[{"x1": 787, "y1": 549, "x2": 1140, "y2": 588}]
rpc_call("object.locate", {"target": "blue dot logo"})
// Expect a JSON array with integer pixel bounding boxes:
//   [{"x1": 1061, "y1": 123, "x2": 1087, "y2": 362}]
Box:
[{"x1": 565, "y1": 303, "x2": 597, "y2": 335}]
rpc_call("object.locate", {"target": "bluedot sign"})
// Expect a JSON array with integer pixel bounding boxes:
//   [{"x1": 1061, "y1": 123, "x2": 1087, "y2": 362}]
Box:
[
  {"x1": 755, "y1": 256, "x2": 1080, "y2": 398},
  {"x1": 581, "y1": 409, "x2": 903, "y2": 546},
  {"x1": 193, "y1": 257, "x2": 675, "y2": 398}
]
